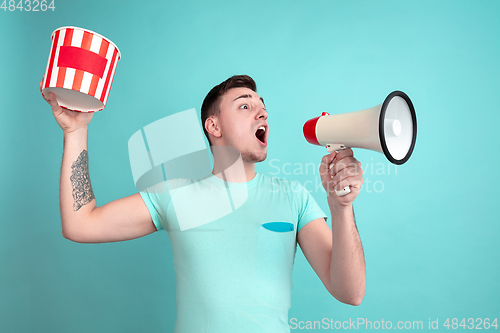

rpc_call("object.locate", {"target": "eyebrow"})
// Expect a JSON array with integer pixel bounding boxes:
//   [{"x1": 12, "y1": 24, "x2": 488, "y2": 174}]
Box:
[{"x1": 233, "y1": 94, "x2": 265, "y2": 106}]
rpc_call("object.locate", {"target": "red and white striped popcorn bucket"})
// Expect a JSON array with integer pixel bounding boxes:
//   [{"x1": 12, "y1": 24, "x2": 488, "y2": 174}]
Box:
[{"x1": 42, "y1": 26, "x2": 121, "y2": 112}]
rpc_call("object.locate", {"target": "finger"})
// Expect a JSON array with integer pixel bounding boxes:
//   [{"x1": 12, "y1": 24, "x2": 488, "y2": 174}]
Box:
[
  {"x1": 41, "y1": 89, "x2": 50, "y2": 104},
  {"x1": 319, "y1": 151, "x2": 338, "y2": 176},
  {"x1": 48, "y1": 92, "x2": 61, "y2": 112},
  {"x1": 39, "y1": 80, "x2": 47, "y2": 99},
  {"x1": 40, "y1": 87, "x2": 53, "y2": 105},
  {"x1": 335, "y1": 148, "x2": 354, "y2": 161},
  {"x1": 332, "y1": 157, "x2": 361, "y2": 176},
  {"x1": 331, "y1": 157, "x2": 362, "y2": 178},
  {"x1": 40, "y1": 74, "x2": 45, "y2": 93},
  {"x1": 331, "y1": 167, "x2": 356, "y2": 183},
  {"x1": 331, "y1": 166, "x2": 363, "y2": 188},
  {"x1": 334, "y1": 176, "x2": 363, "y2": 192},
  {"x1": 328, "y1": 148, "x2": 354, "y2": 176}
]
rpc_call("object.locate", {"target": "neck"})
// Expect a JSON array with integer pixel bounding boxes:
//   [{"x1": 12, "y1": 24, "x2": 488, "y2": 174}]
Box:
[{"x1": 211, "y1": 147, "x2": 256, "y2": 183}]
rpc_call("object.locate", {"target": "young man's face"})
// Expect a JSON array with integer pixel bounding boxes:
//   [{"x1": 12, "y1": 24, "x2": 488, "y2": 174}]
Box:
[{"x1": 212, "y1": 87, "x2": 269, "y2": 163}]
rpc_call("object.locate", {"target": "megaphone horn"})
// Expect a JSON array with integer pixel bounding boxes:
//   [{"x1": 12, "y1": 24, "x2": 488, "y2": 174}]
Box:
[{"x1": 303, "y1": 91, "x2": 417, "y2": 196}]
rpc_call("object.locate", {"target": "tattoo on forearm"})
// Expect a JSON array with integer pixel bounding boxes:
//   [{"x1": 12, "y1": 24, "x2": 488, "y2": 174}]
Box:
[{"x1": 70, "y1": 150, "x2": 95, "y2": 211}]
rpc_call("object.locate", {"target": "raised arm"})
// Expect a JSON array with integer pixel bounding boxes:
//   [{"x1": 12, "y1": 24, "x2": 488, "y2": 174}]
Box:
[
  {"x1": 41, "y1": 78, "x2": 156, "y2": 243},
  {"x1": 297, "y1": 148, "x2": 366, "y2": 306},
  {"x1": 322, "y1": 148, "x2": 366, "y2": 304}
]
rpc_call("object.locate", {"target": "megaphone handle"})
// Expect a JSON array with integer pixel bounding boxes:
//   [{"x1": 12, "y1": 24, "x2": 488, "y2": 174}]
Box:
[{"x1": 326, "y1": 144, "x2": 351, "y2": 197}]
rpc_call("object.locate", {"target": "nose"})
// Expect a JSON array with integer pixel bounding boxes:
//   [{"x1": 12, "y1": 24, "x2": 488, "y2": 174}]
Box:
[{"x1": 256, "y1": 106, "x2": 268, "y2": 120}]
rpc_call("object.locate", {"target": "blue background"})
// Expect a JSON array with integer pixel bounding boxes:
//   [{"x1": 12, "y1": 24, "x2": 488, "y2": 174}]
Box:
[{"x1": 1, "y1": 0, "x2": 499, "y2": 332}]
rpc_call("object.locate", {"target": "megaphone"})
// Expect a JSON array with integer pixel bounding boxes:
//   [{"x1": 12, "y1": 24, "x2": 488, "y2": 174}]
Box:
[{"x1": 303, "y1": 91, "x2": 417, "y2": 196}]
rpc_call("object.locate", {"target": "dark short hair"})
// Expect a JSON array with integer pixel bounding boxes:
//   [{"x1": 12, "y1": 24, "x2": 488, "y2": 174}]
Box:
[{"x1": 201, "y1": 75, "x2": 257, "y2": 145}]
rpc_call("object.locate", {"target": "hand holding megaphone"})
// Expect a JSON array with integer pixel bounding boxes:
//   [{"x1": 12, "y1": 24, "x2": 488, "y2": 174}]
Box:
[
  {"x1": 304, "y1": 91, "x2": 417, "y2": 196},
  {"x1": 326, "y1": 144, "x2": 352, "y2": 197}
]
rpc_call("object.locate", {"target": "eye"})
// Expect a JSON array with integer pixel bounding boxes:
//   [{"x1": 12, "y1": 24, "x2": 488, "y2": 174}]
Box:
[{"x1": 239, "y1": 104, "x2": 250, "y2": 110}]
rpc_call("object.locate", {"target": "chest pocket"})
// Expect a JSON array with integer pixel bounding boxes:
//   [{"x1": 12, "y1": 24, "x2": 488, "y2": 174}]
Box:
[{"x1": 261, "y1": 222, "x2": 294, "y2": 232}]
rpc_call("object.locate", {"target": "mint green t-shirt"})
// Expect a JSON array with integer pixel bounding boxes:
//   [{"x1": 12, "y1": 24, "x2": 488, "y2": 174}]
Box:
[{"x1": 140, "y1": 173, "x2": 327, "y2": 333}]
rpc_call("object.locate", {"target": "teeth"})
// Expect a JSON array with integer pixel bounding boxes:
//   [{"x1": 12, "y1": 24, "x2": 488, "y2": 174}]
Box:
[{"x1": 258, "y1": 126, "x2": 266, "y2": 132}]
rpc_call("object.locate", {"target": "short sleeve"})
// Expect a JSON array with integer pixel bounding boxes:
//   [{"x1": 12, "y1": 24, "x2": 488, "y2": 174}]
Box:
[
  {"x1": 290, "y1": 181, "x2": 328, "y2": 232},
  {"x1": 139, "y1": 178, "x2": 195, "y2": 231},
  {"x1": 139, "y1": 181, "x2": 169, "y2": 231}
]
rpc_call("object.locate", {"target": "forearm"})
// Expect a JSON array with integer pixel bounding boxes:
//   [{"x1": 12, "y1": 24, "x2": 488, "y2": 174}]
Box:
[
  {"x1": 60, "y1": 127, "x2": 96, "y2": 238},
  {"x1": 329, "y1": 201, "x2": 366, "y2": 305}
]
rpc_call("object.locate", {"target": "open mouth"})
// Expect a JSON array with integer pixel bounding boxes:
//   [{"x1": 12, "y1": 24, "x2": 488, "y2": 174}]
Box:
[{"x1": 255, "y1": 126, "x2": 267, "y2": 145}]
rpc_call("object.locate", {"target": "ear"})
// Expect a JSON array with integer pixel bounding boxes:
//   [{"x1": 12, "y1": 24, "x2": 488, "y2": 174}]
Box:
[{"x1": 205, "y1": 116, "x2": 222, "y2": 139}]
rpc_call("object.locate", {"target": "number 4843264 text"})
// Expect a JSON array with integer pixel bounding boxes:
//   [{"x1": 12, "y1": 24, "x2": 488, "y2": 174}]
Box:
[{"x1": 1, "y1": 0, "x2": 55, "y2": 11}]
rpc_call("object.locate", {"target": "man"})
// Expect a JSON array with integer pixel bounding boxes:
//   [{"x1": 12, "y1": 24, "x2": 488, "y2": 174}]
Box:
[{"x1": 40, "y1": 75, "x2": 365, "y2": 332}]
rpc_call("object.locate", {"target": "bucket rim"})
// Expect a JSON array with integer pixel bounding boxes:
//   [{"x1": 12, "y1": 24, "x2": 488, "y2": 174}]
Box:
[{"x1": 50, "y1": 26, "x2": 121, "y2": 59}]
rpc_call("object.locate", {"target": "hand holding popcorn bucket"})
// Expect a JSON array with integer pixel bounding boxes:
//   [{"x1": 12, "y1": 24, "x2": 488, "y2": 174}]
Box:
[{"x1": 41, "y1": 26, "x2": 121, "y2": 112}]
